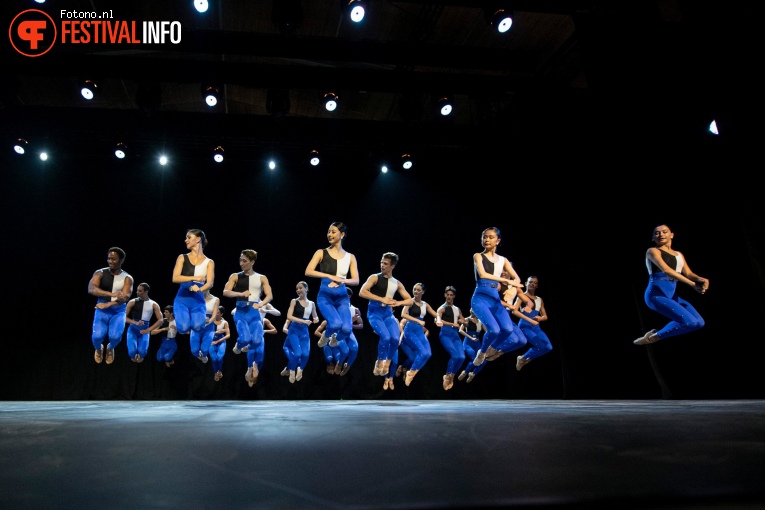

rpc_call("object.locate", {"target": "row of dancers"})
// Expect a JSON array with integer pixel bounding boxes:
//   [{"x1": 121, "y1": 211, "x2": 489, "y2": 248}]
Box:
[{"x1": 89, "y1": 222, "x2": 708, "y2": 391}]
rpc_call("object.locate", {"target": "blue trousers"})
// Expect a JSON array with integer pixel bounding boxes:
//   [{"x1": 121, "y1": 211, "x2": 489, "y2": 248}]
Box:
[
  {"x1": 173, "y1": 282, "x2": 206, "y2": 334},
  {"x1": 190, "y1": 315, "x2": 214, "y2": 357},
  {"x1": 368, "y1": 302, "x2": 400, "y2": 361},
  {"x1": 439, "y1": 324, "x2": 464, "y2": 375},
  {"x1": 471, "y1": 280, "x2": 516, "y2": 353},
  {"x1": 645, "y1": 273, "x2": 704, "y2": 340},
  {"x1": 126, "y1": 323, "x2": 150, "y2": 359},
  {"x1": 316, "y1": 279, "x2": 352, "y2": 345},
  {"x1": 156, "y1": 337, "x2": 177, "y2": 363},
  {"x1": 402, "y1": 321, "x2": 432, "y2": 371},
  {"x1": 91, "y1": 301, "x2": 126, "y2": 349}
]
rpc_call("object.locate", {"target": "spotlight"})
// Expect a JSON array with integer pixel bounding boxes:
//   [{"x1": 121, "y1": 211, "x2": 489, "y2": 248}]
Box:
[
  {"x1": 268, "y1": 160, "x2": 276, "y2": 170},
  {"x1": 159, "y1": 155, "x2": 168, "y2": 166},
  {"x1": 13, "y1": 138, "x2": 29, "y2": 155},
  {"x1": 323, "y1": 92, "x2": 338, "y2": 112},
  {"x1": 401, "y1": 153, "x2": 413, "y2": 170},
  {"x1": 343, "y1": 0, "x2": 366, "y2": 23},
  {"x1": 114, "y1": 142, "x2": 128, "y2": 159},
  {"x1": 381, "y1": 165, "x2": 389, "y2": 174},
  {"x1": 80, "y1": 79, "x2": 98, "y2": 100},
  {"x1": 193, "y1": 0, "x2": 209, "y2": 13},
  {"x1": 39, "y1": 151, "x2": 48, "y2": 161},
  {"x1": 436, "y1": 96, "x2": 453, "y2": 116},
  {"x1": 213, "y1": 146, "x2": 225, "y2": 163},
  {"x1": 309, "y1": 150, "x2": 320, "y2": 166},
  {"x1": 202, "y1": 84, "x2": 220, "y2": 107},
  {"x1": 485, "y1": 7, "x2": 514, "y2": 33}
]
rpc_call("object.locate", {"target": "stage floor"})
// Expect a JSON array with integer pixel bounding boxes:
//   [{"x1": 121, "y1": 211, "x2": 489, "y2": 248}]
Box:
[{"x1": 1, "y1": 400, "x2": 764, "y2": 509}]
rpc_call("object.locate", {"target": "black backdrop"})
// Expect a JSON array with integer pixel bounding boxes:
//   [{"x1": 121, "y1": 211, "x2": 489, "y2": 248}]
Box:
[{"x1": 1, "y1": 111, "x2": 763, "y2": 402}]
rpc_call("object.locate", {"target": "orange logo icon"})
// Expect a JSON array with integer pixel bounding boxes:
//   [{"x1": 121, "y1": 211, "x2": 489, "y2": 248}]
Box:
[{"x1": 9, "y1": 9, "x2": 57, "y2": 57}]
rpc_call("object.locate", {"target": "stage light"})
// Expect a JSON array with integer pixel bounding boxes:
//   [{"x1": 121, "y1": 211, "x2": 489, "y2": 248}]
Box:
[
  {"x1": 323, "y1": 92, "x2": 338, "y2": 112},
  {"x1": 159, "y1": 155, "x2": 168, "y2": 166},
  {"x1": 13, "y1": 138, "x2": 29, "y2": 155},
  {"x1": 381, "y1": 165, "x2": 389, "y2": 174},
  {"x1": 485, "y1": 7, "x2": 514, "y2": 33},
  {"x1": 309, "y1": 150, "x2": 320, "y2": 166},
  {"x1": 401, "y1": 153, "x2": 413, "y2": 170},
  {"x1": 343, "y1": 0, "x2": 366, "y2": 23},
  {"x1": 202, "y1": 85, "x2": 220, "y2": 107},
  {"x1": 80, "y1": 79, "x2": 98, "y2": 100},
  {"x1": 114, "y1": 142, "x2": 128, "y2": 159},
  {"x1": 436, "y1": 96, "x2": 453, "y2": 116},
  {"x1": 213, "y1": 146, "x2": 225, "y2": 163},
  {"x1": 193, "y1": 0, "x2": 209, "y2": 13},
  {"x1": 39, "y1": 152, "x2": 48, "y2": 161},
  {"x1": 269, "y1": 160, "x2": 276, "y2": 170}
]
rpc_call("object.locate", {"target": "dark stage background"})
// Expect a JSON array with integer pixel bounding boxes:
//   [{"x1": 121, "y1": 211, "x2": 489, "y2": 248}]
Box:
[{"x1": 1, "y1": 116, "x2": 763, "y2": 402}]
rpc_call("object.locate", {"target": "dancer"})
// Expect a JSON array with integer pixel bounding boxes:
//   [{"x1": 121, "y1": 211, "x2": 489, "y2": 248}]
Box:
[
  {"x1": 400, "y1": 282, "x2": 438, "y2": 386},
  {"x1": 470, "y1": 227, "x2": 525, "y2": 367},
  {"x1": 634, "y1": 224, "x2": 708, "y2": 345},
  {"x1": 304, "y1": 221, "x2": 359, "y2": 361},
  {"x1": 210, "y1": 305, "x2": 230, "y2": 381},
  {"x1": 458, "y1": 308, "x2": 486, "y2": 383},
  {"x1": 437, "y1": 286, "x2": 466, "y2": 390},
  {"x1": 152, "y1": 305, "x2": 177, "y2": 367},
  {"x1": 189, "y1": 289, "x2": 220, "y2": 365},
  {"x1": 89, "y1": 247, "x2": 133, "y2": 365},
  {"x1": 124, "y1": 283, "x2": 163, "y2": 363},
  {"x1": 172, "y1": 229, "x2": 215, "y2": 337},
  {"x1": 223, "y1": 249, "x2": 273, "y2": 387},
  {"x1": 283, "y1": 281, "x2": 320, "y2": 383},
  {"x1": 341, "y1": 286, "x2": 364, "y2": 376},
  {"x1": 359, "y1": 252, "x2": 413, "y2": 388},
  {"x1": 511, "y1": 276, "x2": 553, "y2": 370}
]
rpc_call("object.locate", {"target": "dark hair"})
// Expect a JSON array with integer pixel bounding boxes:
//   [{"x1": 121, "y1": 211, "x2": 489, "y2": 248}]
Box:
[
  {"x1": 187, "y1": 229, "x2": 208, "y2": 248},
  {"x1": 138, "y1": 282, "x2": 150, "y2": 292},
  {"x1": 164, "y1": 305, "x2": 174, "y2": 313},
  {"x1": 218, "y1": 305, "x2": 226, "y2": 314},
  {"x1": 298, "y1": 280, "x2": 309, "y2": 290},
  {"x1": 241, "y1": 249, "x2": 257, "y2": 262},
  {"x1": 330, "y1": 221, "x2": 348, "y2": 237},
  {"x1": 382, "y1": 252, "x2": 399, "y2": 266},
  {"x1": 482, "y1": 227, "x2": 501, "y2": 246},
  {"x1": 108, "y1": 247, "x2": 126, "y2": 260},
  {"x1": 413, "y1": 282, "x2": 425, "y2": 292},
  {"x1": 445, "y1": 286, "x2": 456, "y2": 294}
]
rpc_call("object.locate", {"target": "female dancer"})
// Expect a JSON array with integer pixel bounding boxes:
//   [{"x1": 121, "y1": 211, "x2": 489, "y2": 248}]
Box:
[
  {"x1": 400, "y1": 282, "x2": 438, "y2": 386},
  {"x1": 210, "y1": 305, "x2": 230, "y2": 381},
  {"x1": 634, "y1": 224, "x2": 708, "y2": 345},
  {"x1": 304, "y1": 221, "x2": 359, "y2": 355},
  {"x1": 223, "y1": 249, "x2": 273, "y2": 387},
  {"x1": 189, "y1": 289, "x2": 220, "y2": 365},
  {"x1": 511, "y1": 276, "x2": 553, "y2": 370},
  {"x1": 284, "y1": 281, "x2": 319, "y2": 383},
  {"x1": 437, "y1": 286, "x2": 466, "y2": 390},
  {"x1": 152, "y1": 305, "x2": 177, "y2": 367},
  {"x1": 458, "y1": 308, "x2": 486, "y2": 383},
  {"x1": 470, "y1": 227, "x2": 524, "y2": 367},
  {"x1": 172, "y1": 229, "x2": 215, "y2": 336}
]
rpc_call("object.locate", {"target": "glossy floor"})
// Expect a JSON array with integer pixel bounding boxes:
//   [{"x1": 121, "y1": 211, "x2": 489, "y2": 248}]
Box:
[{"x1": 1, "y1": 400, "x2": 764, "y2": 510}]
